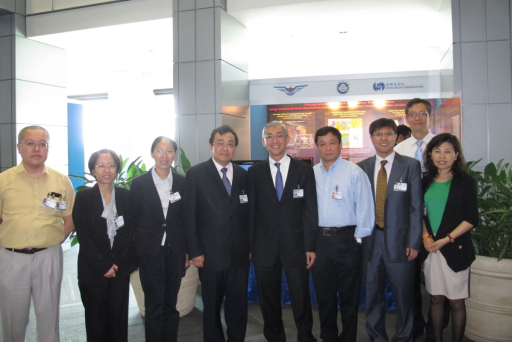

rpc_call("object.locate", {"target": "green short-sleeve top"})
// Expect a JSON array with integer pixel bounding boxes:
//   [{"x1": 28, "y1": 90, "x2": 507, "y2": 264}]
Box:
[{"x1": 424, "y1": 178, "x2": 452, "y2": 235}]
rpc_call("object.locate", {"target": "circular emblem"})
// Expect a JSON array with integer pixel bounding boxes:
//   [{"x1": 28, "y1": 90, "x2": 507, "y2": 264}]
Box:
[
  {"x1": 337, "y1": 81, "x2": 349, "y2": 94},
  {"x1": 373, "y1": 82, "x2": 385, "y2": 91}
]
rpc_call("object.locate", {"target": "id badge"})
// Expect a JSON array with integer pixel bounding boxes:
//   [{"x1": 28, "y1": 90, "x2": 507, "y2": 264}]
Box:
[
  {"x1": 239, "y1": 194, "x2": 248, "y2": 203},
  {"x1": 331, "y1": 191, "x2": 342, "y2": 200},
  {"x1": 56, "y1": 201, "x2": 67, "y2": 210},
  {"x1": 41, "y1": 197, "x2": 57, "y2": 209},
  {"x1": 394, "y1": 182, "x2": 407, "y2": 192},
  {"x1": 293, "y1": 189, "x2": 304, "y2": 198},
  {"x1": 169, "y1": 192, "x2": 182, "y2": 203},
  {"x1": 114, "y1": 216, "x2": 125, "y2": 229}
]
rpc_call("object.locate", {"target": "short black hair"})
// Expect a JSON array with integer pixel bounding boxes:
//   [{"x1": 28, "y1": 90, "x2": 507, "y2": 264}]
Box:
[
  {"x1": 397, "y1": 125, "x2": 411, "y2": 138},
  {"x1": 369, "y1": 118, "x2": 397, "y2": 135},
  {"x1": 315, "y1": 126, "x2": 341, "y2": 144},
  {"x1": 209, "y1": 125, "x2": 239, "y2": 146},
  {"x1": 18, "y1": 126, "x2": 50, "y2": 143},
  {"x1": 405, "y1": 98, "x2": 432, "y2": 116},
  {"x1": 88, "y1": 149, "x2": 122, "y2": 177},
  {"x1": 151, "y1": 136, "x2": 177, "y2": 152}
]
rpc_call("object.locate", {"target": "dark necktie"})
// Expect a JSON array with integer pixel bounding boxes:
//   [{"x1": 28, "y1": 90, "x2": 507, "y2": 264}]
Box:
[
  {"x1": 221, "y1": 167, "x2": 231, "y2": 195},
  {"x1": 275, "y1": 162, "x2": 283, "y2": 201},
  {"x1": 376, "y1": 160, "x2": 388, "y2": 228}
]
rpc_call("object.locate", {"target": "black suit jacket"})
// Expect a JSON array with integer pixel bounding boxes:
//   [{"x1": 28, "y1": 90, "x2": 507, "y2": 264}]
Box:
[
  {"x1": 422, "y1": 174, "x2": 478, "y2": 272},
  {"x1": 72, "y1": 185, "x2": 139, "y2": 284},
  {"x1": 247, "y1": 157, "x2": 318, "y2": 268},
  {"x1": 358, "y1": 153, "x2": 423, "y2": 263},
  {"x1": 131, "y1": 170, "x2": 186, "y2": 256},
  {"x1": 184, "y1": 158, "x2": 250, "y2": 272}
]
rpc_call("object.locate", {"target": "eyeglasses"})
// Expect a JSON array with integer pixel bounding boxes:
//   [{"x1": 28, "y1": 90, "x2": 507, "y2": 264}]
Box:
[
  {"x1": 212, "y1": 142, "x2": 236, "y2": 149},
  {"x1": 407, "y1": 111, "x2": 429, "y2": 118},
  {"x1": 155, "y1": 149, "x2": 176, "y2": 155},
  {"x1": 95, "y1": 164, "x2": 117, "y2": 170},
  {"x1": 22, "y1": 141, "x2": 49, "y2": 148},
  {"x1": 265, "y1": 133, "x2": 287, "y2": 140},
  {"x1": 372, "y1": 131, "x2": 396, "y2": 138}
]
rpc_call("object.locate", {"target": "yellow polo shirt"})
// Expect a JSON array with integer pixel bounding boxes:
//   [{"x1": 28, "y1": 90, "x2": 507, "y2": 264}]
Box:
[{"x1": 0, "y1": 163, "x2": 76, "y2": 249}]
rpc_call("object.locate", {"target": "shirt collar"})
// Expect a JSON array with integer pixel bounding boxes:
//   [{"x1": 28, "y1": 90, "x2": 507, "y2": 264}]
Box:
[
  {"x1": 376, "y1": 151, "x2": 395, "y2": 164},
  {"x1": 269, "y1": 154, "x2": 289, "y2": 165},
  {"x1": 212, "y1": 158, "x2": 232, "y2": 172},
  {"x1": 151, "y1": 167, "x2": 172, "y2": 183},
  {"x1": 408, "y1": 131, "x2": 431, "y2": 146},
  {"x1": 14, "y1": 163, "x2": 49, "y2": 176},
  {"x1": 320, "y1": 155, "x2": 342, "y2": 172}
]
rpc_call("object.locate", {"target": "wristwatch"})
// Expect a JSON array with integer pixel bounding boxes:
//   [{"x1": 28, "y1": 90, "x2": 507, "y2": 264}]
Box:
[
  {"x1": 447, "y1": 234, "x2": 455, "y2": 243},
  {"x1": 355, "y1": 237, "x2": 362, "y2": 244}
]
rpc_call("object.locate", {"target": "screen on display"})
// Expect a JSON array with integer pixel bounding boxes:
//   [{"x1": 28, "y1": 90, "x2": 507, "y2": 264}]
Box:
[{"x1": 267, "y1": 98, "x2": 460, "y2": 164}]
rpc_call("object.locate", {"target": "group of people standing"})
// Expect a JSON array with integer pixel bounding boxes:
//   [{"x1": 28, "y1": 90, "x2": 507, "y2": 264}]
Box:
[{"x1": 0, "y1": 97, "x2": 477, "y2": 342}]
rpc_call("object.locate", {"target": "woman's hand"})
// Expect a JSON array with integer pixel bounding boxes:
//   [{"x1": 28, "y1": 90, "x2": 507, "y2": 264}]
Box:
[
  {"x1": 104, "y1": 264, "x2": 118, "y2": 278},
  {"x1": 184, "y1": 254, "x2": 190, "y2": 269},
  {"x1": 430, "y1": 237, "x2": 450, "y2": 253},
  {"x1": 423, "y1": 237, "x2": 436, "y2": 253}
]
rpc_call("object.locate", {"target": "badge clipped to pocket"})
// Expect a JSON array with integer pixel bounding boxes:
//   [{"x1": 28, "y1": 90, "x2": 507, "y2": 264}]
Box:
[
  {"x1": 114, "y1": 216, "x2": 125, "y2": 229},
  {"x1": 293, "y1": 185, "x2": 304, "y2": 198},
  {"x1": 239, "y1": 190, "x2": 248, "y2": 203},
  {"x1": 169, "y1": 191, "x2": 182, "y2": 203},
  {"x1": 41, "y1": 192, "x2": 66, "y2": 210},
  {"x1": 393, "y1": 179, "x2": 407, "y2": 192}
]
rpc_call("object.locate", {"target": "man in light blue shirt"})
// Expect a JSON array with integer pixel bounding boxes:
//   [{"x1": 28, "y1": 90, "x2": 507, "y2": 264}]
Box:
[{"x1": 311, "y1": 126, "x2": 375, "y2": 342}]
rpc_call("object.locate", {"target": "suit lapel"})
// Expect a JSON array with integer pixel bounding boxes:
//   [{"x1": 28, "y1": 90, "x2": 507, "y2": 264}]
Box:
[
  {"x1": 364, "y1": 156, "x2": 377, "y2": 198},
  {"x1": 262, "y1": 159, "x2": 280, "y2": 202},
  {"x1": 386, "y1": 154, "x2": 404, "y2": 199},
  {"x1": 145, "y1": 169, "x2": 166, "y2": 222},
  {"x1": 205, "y1": 158, "x2": 230, "y2": 198}
]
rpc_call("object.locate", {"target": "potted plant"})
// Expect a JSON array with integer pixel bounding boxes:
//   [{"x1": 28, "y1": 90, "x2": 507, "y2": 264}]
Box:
[{"x1": 465, "y1": 159, "x2": 512, "y2": 342}]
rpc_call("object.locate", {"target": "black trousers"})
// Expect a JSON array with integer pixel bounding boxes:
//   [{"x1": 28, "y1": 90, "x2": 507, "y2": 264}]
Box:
[
  {"x1": 198, "y1": 264, "x2": 249, "y2": 342},
  {"x1": 311, "y1": 229, "x2": 361, "y2": 342},
  {"x1": 254, "y1": 261, "x2": 316, "y2": 342},
  {"x1": 412, "y1": 256, "x2": 426, "y2": 335},
  {"x1": 139, "y1": 247, "x2": 185, "y2": 342},
  {"x1": 78, "y1": 275, "x2": 130, "y2": 342}
]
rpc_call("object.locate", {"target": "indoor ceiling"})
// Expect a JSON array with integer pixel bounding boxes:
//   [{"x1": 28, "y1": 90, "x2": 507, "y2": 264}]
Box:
[{"x1": 30, "y1": 0, "x2": 449, "y2": 95}]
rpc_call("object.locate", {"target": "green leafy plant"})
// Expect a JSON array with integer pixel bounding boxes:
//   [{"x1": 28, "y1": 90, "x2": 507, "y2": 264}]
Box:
[
  {"x1": 171, "y1": 147, "x2": 192, "y2": 176},
  {"x1": 466, "y1": 159, "x2": 512, "y2": 261}
]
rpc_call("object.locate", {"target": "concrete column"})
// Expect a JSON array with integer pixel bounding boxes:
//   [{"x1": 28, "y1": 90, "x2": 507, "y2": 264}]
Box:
[
  {"x1": 452, "y1": 0, "x2": 512, "y2": 165},
  {"x1": 0, "y1": 2, "x2": 68, "y2": 174},
  {"x1": 173, "y1": 0, "x2": 250, "y2": 165}
]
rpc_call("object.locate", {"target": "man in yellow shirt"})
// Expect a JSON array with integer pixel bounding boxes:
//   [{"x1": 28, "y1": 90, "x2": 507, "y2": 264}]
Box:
[{"x1": 0, "y1": 126, "x2": 75, "y2": 342}]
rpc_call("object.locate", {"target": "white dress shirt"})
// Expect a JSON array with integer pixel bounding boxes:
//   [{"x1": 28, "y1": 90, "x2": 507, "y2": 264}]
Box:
[
  {"x1": 269, "y1": 155, "x2": 290, "y2": 187},
  {"x1": 373, "y1": 152, "x2": 395, "y2": 199},
  {"x1": 152, "y1": 167, "x2": 173, "y2": 245},
  {"x1": 212, "y1": 158, "x2": 233, "y2": 184},
  {"x1": 394, "y1": 131, "x2": 435, "y2": 158}
]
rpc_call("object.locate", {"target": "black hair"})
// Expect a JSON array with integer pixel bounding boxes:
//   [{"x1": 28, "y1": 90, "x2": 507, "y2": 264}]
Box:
[
  {"x1": 88, "y1": 149, "x2": 122, "y2": 178},
  {"x1": 405, "y1": 98, "x2": 432, "y2": 116},
  {"x1": 18, "y1": 126, "x2": 50, "y2": 143},
  {"x1": 422, "y1": 133, "x2": 466, "y2": 190},
  {"x1": 369, "y1": 118, "x2": 397, "y2": 135},
  {"x1": 315, "y1": 126, "x2": 341, "y2": 144},
  {"x1": 397, "y1": 124, "x2": 411, "y2": 138},
  {"x1": 151, "y1": 136, "x2": 177, "y2": 152},
  {"x1": 209, "y1": 125, "x2": 239, "y2": 146}
]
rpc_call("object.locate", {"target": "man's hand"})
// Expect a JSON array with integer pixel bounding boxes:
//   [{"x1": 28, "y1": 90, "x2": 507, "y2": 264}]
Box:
[
  {"x1": 104, "y1": 264, "x2": 118, "y2": 278},
  {"x1": 185, "y1": 254, "x2": 190, "y2": 269},
  {"x1": 306, "y1": 252, "x2": 316, "y2": 269},
  {"x1": 63, "y1": 215, "x2": 75, "y2": 239},
  {"x1": 192, "y1": 255, "x2": 205, "y2": 268},
  {"x1": 406, "y1": 248, "x2": 419, "y2": 261}
]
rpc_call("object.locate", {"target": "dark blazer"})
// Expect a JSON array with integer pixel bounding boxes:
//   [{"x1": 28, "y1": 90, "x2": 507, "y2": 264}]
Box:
[
  {"x1": 247, "y1": 157, "x2": 318, "y2": 268},
  {"x1": 422, "y1": 174, "x2": 478, "y2": 272},
  {"x1": 184, "y1": 158, "x2": 250, "y2": 272},
  {"x1": 131, "y1": 169, "x2": 186, "y2": 256},
  {"x1": 358, "y1": 153, "x2": 423, "y2": 263},
  {"x1": 72, "y1": 185, "x2": 139, "y2": 284}
]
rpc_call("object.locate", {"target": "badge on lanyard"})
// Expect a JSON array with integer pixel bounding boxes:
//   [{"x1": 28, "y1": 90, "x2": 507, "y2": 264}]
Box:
[
  {"x1": 394, "y1": 178, "x2": 407, "y2": 192},
  {"x1": 114, "y1": 216, "x2": 125, "y2": 228},
  {"x1": 331, "y1": 185, "x2": 342, "y2": 200},
  {"x1": 293, "y1": 185, "x2": 304, "y2": 198},
  {"x1": 169, "y1": 191, "x2": 182, "y2": 203},
  {"x1": 239, "y1": 190, "x2": 248, "y2": 203}
]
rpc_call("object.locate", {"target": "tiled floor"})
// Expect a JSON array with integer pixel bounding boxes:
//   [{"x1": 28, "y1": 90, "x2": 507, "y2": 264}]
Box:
[{"x1": 6, "y1": 245, "x2": 473, "y2": 341}]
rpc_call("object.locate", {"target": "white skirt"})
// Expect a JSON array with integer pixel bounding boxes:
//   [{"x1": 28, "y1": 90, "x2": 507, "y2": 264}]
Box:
[{"x1": 424, "y1": 251, "x2": 470, "y2": 300}]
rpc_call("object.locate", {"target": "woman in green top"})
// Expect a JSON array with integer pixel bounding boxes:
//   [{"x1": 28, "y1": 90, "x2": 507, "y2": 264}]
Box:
[{"x1": 421, "y1": 133, "x2": 478, "y2": 342}]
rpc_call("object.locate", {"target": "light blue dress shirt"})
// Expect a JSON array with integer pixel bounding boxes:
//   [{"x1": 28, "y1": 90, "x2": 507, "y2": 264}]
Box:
[{"x1": 314, "y1": 156, "x2": 375, "y2": 238}]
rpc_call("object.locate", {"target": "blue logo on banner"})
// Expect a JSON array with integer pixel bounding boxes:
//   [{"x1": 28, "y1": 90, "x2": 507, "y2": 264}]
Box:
[
  {"x1": 373, "y1": 82, "x2": 385, "y2": 91},
  {"x1": 337, "y1": 81, "x2": 349, "y2": 94},
  {"x1": 274, "y1": 85, "x2": 308, "y2": 96}
]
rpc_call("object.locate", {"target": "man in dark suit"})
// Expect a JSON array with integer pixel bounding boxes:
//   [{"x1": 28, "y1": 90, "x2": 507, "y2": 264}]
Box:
[
  {"x1": 357, "y1": 118, "x2": 422, "y2": 342},
  {"x1": 184, "y1": 125, "x2": 250, "y2": 342},
  {"x1": 248, "y1": 121, "x2": 318, "y2": 342}
]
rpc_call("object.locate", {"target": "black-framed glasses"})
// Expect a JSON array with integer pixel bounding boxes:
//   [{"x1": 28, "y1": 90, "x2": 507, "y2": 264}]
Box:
[{"x1": 407, "y1": 111, "x2": 429, "y2": 118}]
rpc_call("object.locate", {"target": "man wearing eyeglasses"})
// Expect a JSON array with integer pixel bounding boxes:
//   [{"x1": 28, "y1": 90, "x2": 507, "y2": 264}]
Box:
[
  {"x1": 358, "y1": 118, "x2": 422, "y2": 342},
  {"x1": 0, "y1": 126, "x2": 76, "y2": 342},
  {"x1": 395, "y1": 98, "x2": 439, "y2": 341},
  {"x1": 184, "y1": 125, "x2": 250, "y2": 342},
  {"x1": 247, "y1": 121, "x2": 318, "y2": 342}
]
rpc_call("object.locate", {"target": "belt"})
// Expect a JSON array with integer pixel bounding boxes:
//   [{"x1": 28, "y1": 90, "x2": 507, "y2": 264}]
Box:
[
  {"x1": 375, "y1": 224, "x2": 384, "y2": 231},
  {"x1": 5, "y1": 247, "x2": 47, "y2": 254},
  {"x1": 318, "y1": 225, "x2": 357, "y2": 236}
]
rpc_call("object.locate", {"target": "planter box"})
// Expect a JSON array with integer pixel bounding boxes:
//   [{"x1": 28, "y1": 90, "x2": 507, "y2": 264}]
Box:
[{"x1": 466, "y1": 255, "x2": 512, "y2": 342}]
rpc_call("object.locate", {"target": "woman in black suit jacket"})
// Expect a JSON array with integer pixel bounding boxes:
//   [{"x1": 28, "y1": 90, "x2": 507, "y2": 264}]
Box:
[
  {"x1": 131, "y1": 136, "x2": 188, "y2": 342},
  {"x1": 421, "y1": 134, "x2": 478, "y2": 342},
  {"x1": 72, "y1": 149, "x2": 138, "y2": 342}
]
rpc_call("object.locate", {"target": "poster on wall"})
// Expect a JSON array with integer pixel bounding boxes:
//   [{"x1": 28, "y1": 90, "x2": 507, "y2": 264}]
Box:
[{"x1": 268, "y1": 99, "x2": 443, "y2": 164}]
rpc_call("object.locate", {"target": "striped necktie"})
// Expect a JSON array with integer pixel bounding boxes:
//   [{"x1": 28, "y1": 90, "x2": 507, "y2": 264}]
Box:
[
  {"x1": 414, "y1": 140, "x2": 424, "y2": 171},
  {"x1": 275, "y1": 162, "x2": 283, "y2": 201},
  {"x1": 221, "y1": 167, "x2": 231, "y2": 195}
]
